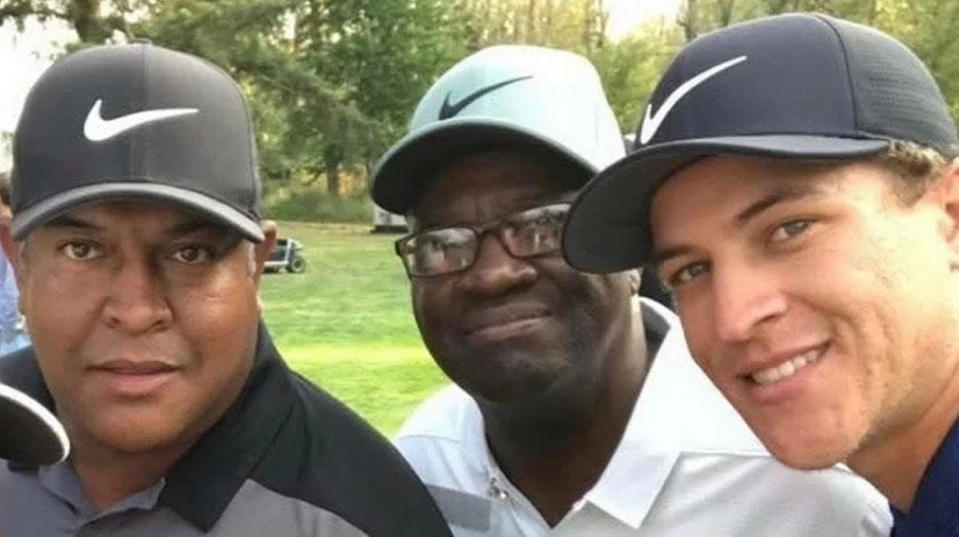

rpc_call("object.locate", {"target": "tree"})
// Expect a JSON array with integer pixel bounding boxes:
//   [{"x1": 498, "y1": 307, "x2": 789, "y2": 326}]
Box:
[{"x1": 0, "y1": 0, "x2": 135, "y2": 43}]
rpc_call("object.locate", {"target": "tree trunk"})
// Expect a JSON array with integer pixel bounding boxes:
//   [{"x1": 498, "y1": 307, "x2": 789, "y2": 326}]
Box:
[
  {"x1": 71, "y1": 0, "x2": 108, "y2": 43},
  {"x1": 678, "y1": 0, "x2": 699, "y2": 42}
]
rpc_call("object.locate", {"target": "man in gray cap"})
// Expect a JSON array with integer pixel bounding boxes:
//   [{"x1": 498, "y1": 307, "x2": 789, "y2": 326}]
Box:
[
  {"x1": 565, "y1": 13, "x2": 959, "y2": 537},
  {"x1": 0, "y1": 43, "x2": 451, "y2": 537},
  {"x1": 375, "y1": 44, "x2": 889, "y2": 537}
]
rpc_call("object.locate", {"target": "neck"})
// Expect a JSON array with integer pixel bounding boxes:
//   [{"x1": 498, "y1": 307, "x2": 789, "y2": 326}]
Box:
[
  {"x1": 480, "y1": 309, "x2": 649, "y2": 525},
  {"x1": 68, "y1": 434, "x2": 194, "y2": 512},
  {"x1": 848, "y1": 354, "x2": 959, "y2": 512}
]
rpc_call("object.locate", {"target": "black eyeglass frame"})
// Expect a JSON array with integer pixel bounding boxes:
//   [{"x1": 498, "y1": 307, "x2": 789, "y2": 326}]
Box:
[{"x1": 394, "y1": 202, "x2": 573, "y2": 278}]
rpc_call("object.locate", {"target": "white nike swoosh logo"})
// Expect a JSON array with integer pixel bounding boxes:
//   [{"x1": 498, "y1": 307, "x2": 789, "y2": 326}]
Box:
[
  {"x1": 638, "y1": 55, "x2": 748, "y2": 145},
  {"x1": 83, "y1": 99, "x2": 199, "y2": 142}
]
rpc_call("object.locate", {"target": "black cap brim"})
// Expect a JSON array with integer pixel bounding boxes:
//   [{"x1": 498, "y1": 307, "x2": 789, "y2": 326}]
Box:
[
  {"x1": 372, "y1": 117, "x2": 597, "y2": 215},
  {"x1": 0, "y1": 383, "x2": 69, "y2": 465},
  {"x1": 563, "y1": 134, "x2": 889, "y2": 273},
  {"x1": 11, "y1": 183, "x2": 264, "y2": 243}
]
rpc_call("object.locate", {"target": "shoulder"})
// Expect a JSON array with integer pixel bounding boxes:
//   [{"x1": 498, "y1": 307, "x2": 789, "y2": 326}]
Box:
[
  {"x1": 392, "y1": 384, "x2": 488, "y2": 487},
  {"x1": 249, "y1": 370, "x2": 451, "y2": 537},
  {"x1": 393, "y1": 385, "x2": 488, "y2": 484},
  {"x1": 395, "y1": 383, "x2": 475, "y2": 443},
  {"x1": 647, "y1": 452, "x2": 891, "y2": 535}
]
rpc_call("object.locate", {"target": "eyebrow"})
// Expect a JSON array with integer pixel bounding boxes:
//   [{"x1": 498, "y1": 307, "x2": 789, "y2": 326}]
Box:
[
  {"x1": 415, "y1": 190, "x2": 577, "y2": 230},
  {"x1": 163, "y1": 218, "x2": 233, "y2": 238},
  {"x1": 652, "y1": 181, "x2": 826, "y2": 267},
  {"x1": 733, "y1": 182, "x2": 825, "y2": 225},
  {"x1": 44, "y1": 214, "x2": 101, "y2": 230},
  {"x1": 651, "y1": 244, "x2": 697, "y2": 268}
]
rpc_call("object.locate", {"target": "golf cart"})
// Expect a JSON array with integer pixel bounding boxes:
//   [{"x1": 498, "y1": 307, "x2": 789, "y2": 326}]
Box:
[{"x1": 266, "y1": 238, "x2": 307, "y2": 273}]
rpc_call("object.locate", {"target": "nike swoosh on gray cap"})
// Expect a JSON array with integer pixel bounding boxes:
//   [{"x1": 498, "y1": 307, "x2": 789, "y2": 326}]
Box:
[
  {"x1": 10, "y1": 43, "x2": 263, "y2": 242},
  {"x1": 563, "y1": 13, "x2": 959, "y2": 273},
  {"x1": 371, "y1": 45, "x2": 625, "y2": 215}
]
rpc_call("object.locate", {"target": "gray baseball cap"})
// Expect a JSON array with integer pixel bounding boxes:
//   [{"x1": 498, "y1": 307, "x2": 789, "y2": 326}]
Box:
[
  {"x1": 11, "y1": 43, "x2": 263, "y2": 242},
  {"x1": 0, "y1": 381, "x2": 69, "y2": 465},
  {"x1": 371, "y1": 45, "x2": 625, "y2": 214},
  {"x1": 564, "y1": 13, "x2": 959, "y2": 273}
]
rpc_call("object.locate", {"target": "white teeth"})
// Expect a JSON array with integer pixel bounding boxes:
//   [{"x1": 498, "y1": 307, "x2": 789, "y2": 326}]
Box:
[{"x1": 751, "y1": 348, "x2": 822, "y2": 385}]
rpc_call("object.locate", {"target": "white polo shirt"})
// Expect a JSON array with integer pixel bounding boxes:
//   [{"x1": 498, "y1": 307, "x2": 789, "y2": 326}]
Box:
[{"x1": 395, "y1": 299, "x2": 891, "y2": 536}]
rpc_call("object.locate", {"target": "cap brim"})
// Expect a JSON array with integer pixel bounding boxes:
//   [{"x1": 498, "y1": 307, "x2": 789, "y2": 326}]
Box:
[
  {"x1": 11, "y1": 183, "x2": 264, "y2": 243},
  {"x1": 564, "y1": 134, "x2": 889, "y2": 273},
  {"x1": 371, "y1": 117, "x2": 598, "y2": 214},
  {"x1": 0, "y1": 382, "x2": 69, "y2": 465}
]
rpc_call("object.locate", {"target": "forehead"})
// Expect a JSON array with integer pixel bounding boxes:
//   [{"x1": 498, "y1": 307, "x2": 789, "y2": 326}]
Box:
[
  {"x1": 35, "y1": 199, "x2": 231, "y2": 238},
  {"x1": 412, "y1": 150, "x2": 581, "y2": 226},
  {"x1": 652, "y1": 155, "x2": 888, "y2": 221}
]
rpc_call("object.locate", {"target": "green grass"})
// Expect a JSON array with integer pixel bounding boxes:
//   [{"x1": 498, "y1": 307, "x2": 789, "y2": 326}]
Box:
[
  {"x1": 264, "y1": 188, "x2": 374, "y2": 223},
  {"x1": 260, "y1": 221, "x2": 449, "y2": 435}
]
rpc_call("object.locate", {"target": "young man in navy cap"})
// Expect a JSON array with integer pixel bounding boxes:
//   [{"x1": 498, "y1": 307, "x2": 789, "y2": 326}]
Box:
[
  {"x1": 0, "y1": 43, "x2": 451, "y2": 537},
  {"x1": 375, "y1": 44, "x2": 889, "y2": 536},
  {"x1": 565, "y1": 13, "x2": 959, "y2": 536}
]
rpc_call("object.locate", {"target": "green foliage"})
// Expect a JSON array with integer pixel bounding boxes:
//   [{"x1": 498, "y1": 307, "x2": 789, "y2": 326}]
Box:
[
  {"x1": 260, "y1": 222, "x2": 447, "y2": 434},
  {"x1": 264, "y1": 188, "x2": 373, "y2": 223},
  {"x1": 5, "y1": 0, "x2": 958, "y2": 203}
]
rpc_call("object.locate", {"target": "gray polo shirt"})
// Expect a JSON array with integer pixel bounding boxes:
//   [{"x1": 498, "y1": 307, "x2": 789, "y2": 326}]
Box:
[
  {"x1": 0, "y1": 324, "x2": 452, "y2": 536},
  {"x1": 0, "y1": 461, "x2": 369, "y2": 536}
]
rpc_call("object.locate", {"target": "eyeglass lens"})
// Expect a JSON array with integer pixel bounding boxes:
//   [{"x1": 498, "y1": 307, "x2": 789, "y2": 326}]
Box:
[{"x1": 399, "y1": 203, "x2": 569, "y2": 277}]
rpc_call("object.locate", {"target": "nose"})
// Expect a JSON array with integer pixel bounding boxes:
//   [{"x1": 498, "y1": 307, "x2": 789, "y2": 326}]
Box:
[
  {"x1": 710, "y1": 262, "x2": 787, "y2": 344},
  {"x1": 101, "y1": 256, "x2": 173, "y2": 333},
  {"x1": 458, "y1": 232, "x2": 537, "y2": 296}
]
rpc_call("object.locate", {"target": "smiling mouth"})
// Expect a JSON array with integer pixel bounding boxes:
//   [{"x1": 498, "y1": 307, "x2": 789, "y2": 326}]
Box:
[
  {"x1": 90, "y1": 360, "x2": 178, "y2": 375},
  {"x1": 749, "y1": 345, "x2": 826, "y2": 386},
  {"x1": 463, "y1": 308, "x2": 551, "y2": 336}
]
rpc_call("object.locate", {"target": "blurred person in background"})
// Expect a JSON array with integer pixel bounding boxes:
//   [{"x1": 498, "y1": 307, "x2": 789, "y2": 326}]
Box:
[{"x1": 0, "y1": 172, "x2": 29, "y2": 356}]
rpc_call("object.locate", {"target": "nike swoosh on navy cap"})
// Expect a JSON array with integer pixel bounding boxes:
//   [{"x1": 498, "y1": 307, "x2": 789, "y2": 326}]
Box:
[{"x1": 564, "y1": 13, "x2": 959, "y2": 273}]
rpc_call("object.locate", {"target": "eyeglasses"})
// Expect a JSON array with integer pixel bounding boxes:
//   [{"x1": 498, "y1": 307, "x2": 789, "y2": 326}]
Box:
[{"x1": 396, "y1": 203, "x2": 571, "y2": 277}]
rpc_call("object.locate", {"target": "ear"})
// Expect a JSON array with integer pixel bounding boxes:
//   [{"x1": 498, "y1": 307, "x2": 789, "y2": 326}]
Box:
[
  {"x1": 251, "y1": 220, "x2": 278, "y2": 285},
  {"x1": 929, "y1": 163, "x2": 959, "y2": 268},
  {"x1": 4, "y1": 233, "x2": 28, "y2": 317},
  {"x1": 626, "y1": 269, "x2": 641, "y2": 295},
  {"x1": 0, "y1": 225, "x2": 16, "y2": 268}
]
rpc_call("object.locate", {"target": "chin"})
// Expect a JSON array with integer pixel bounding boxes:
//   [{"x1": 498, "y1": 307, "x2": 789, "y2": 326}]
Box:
[
  {"x1": 462, "y1": 372, "x2": 557, "y2": 405},
  {"x1": 756, "y1": 427, "x2": 856, "y2": 470},
  {"x1": 85, "y1": 411, "x2": 192, "y2": 455}
]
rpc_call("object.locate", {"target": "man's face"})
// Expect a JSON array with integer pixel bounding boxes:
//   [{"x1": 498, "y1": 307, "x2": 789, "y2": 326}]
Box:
[
  {"x1": 410, "y1": 151, "x2": 634, "y2": 406},
  {"x1": 650, "y1": 155, "x2": 959, "y2": 469},
  {"x1": 15, "y1": 200, "x2": 274, "y2": 456}
]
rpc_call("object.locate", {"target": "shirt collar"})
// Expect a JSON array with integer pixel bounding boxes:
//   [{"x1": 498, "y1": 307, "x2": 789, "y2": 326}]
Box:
[
  {"x1": 891, "y1": 414, "x2": 959, "y2": 536},
  {"x1": 583, "y1": 298, "x2": 765, "y2": 529},
  {"x1": 38, "y1": 461, "x2": 165, "y2": 523}
]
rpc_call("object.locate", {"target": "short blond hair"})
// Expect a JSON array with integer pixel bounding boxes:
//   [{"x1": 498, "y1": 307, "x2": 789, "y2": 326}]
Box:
[{"x1": 873, "y1": 140, "x2": 956, "y2": 204}]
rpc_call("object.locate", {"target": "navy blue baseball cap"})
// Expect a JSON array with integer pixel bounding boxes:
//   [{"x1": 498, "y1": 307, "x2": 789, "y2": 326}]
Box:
[
  {"x1": 11, "y1": 43, "x2": 264, "y2": 242},
  {"x1": 564, "y1": 13, "x2": 959, "y2": 273}
]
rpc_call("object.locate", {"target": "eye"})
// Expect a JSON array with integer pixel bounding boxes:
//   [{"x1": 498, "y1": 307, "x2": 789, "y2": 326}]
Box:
[
  {"x1": 172, "y1": 246, "x2": 213, "y2": 264},
  {"x1": 667, "y1": 261, "x2": 710, "y2": 288},
  {"x1": 770, "y1": 219, "x2": 813, "y2": 242},
  {"x1": 61, "y1": 241, "x2": 102, "y2": 260},
  {"x1": 424, "y1": 237, "x2": 447, "y2": 252}
]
